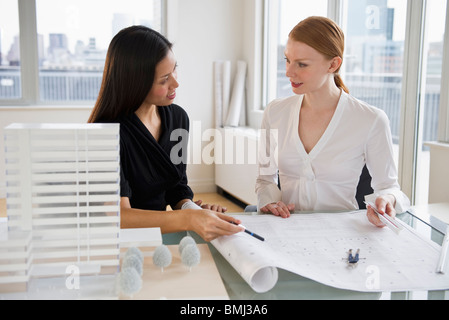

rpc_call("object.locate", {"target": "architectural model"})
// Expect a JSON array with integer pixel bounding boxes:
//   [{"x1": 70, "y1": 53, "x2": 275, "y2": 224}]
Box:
[{"x1": 0, "y1": 123, "x2": 121, "y2": 297}]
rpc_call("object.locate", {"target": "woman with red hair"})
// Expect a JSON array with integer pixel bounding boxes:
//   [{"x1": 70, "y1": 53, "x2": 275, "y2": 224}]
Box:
[{"x1": 256, "y1": 16, "x2": 410, "y2": 228}]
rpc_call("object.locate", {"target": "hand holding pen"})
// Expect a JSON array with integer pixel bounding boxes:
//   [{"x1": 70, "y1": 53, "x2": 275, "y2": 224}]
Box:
[
  {"x1": 365, "y1": 195, "x2": 397, "y2": 228},
  {"x1": 365, "y1": 199, "x2": 403, "y2": 234},
  {"x1": 231, "y1": 221, "x2": 265, "y2": 241},
  {"x1": 188, "y1": 210, "x2": 243, "y2": 242}
]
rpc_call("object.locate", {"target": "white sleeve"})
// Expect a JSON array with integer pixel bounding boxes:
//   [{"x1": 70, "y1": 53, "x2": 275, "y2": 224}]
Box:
[
  {"x1": 364, "y1": 110, "x2": 410, "y2": 213},
  {"x1": 181, "y1": 200, "x2": 202, "y2": 210},
  {"x1": 255, "y1": 103, "x2": 282, "y2": 209}
]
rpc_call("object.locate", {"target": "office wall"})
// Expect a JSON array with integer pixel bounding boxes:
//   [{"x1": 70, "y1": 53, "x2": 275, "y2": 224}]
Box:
[
  {"x1": 0, "y1": 0, "x2": 246, "y2": 198},
  {"x1": 168, "y1": 0, "x2": 245, "y2": 193}
]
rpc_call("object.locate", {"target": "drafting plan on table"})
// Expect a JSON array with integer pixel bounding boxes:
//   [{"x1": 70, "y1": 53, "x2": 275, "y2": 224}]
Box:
[{"x1": 211, "y1": 211, "x2": 449, "y2": 293}]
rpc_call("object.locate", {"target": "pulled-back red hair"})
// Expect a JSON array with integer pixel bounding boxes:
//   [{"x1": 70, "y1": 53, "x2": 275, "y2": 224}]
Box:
[{"x1": 289, "y1": 16, "x2": 349, "y2": 93}]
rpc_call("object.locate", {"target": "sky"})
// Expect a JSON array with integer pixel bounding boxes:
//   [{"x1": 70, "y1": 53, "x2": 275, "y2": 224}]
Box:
[
  {"x1": 0, "y1": 0, "x2": 446, "y2": 58},
  {"x1": 0, "y1": 0, "x2": 156, "y2": 55},
  {"x1": 279, "y1": 0, "x2": 446, "y2": 44}
]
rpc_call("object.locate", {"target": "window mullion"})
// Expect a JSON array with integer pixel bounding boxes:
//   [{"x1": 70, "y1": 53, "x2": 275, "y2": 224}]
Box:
[
  {"x1": 327, "y1": 0, "x2": 343, "y2": 24},
  {"x1": 398, "y1": 0, "x2": 427, "y2": 204},
  {"x1": 18, "y1": 0, "x2": 39, "y2": 104},
  {"x1": 438, "y1": 0, "x2": 449, "y2": 142},
  {"x1": 262, "y1": 0, "x2": 280, "y2": 106}
]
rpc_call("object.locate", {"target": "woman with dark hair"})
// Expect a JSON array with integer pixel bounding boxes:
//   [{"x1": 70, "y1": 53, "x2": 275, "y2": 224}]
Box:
[
  {"x1": 89, "y1": 26, "x2": 242, "y2": 241},
  {"x1": 256, "y1": 17, "x2": 410, "y2": 227}
]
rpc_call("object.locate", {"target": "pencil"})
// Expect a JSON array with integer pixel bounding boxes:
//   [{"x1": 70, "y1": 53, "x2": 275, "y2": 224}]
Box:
[{"x1": 231, "y1": 222, "x2": 265, "y2": 241}]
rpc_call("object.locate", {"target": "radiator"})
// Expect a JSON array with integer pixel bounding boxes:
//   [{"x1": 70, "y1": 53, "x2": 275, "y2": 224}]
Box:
[
  {"x1": 426, "y1": 141, "x2": 449, "y2": 203},
  {"x1": 214, "y1": 127, "x2": 259, "y2": 205}
]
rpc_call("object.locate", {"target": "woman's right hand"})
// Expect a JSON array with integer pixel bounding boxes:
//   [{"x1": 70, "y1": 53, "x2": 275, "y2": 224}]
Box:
[
  {"x1": 188, "y1": 210, "x2": 244, "y2": 242},
  {"x1": 260, "y1": 201, "x2": 294, "y2": 218}
]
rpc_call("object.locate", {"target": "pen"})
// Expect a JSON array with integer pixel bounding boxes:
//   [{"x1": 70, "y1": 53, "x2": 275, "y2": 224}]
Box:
[
  {"x1": 231, "y1": 222, "x2": 265, "y2": 242},
  {"x1": 364, "y1": 201, "x2": 403, "y2": 235},
  {"x1": 436, "y1": 226, "x2": 449, "y2": 274}
]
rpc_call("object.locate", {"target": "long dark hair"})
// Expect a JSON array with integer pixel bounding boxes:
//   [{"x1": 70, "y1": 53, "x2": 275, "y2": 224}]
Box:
[{"x1": 88, "y1": 26, "x2": 173, "y2": 123}]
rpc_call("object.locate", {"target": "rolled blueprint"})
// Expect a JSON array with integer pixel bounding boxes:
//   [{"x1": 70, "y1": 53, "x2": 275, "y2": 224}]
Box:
[
  {"x1": 225, "y1": 61, "x2": 247, "y2": 127},
  {"x1": 213, "y1": 60, "x2": 232, "y2": 128},
  {"x1": 213, "y1": 61, "x2": 223, "y2": 128},
  {"x1": 211, "y1": 231, "x2": 278, "y2": 293},
  {"x1": 222, "y1": 61, "x2": 231, "y2": 126}
]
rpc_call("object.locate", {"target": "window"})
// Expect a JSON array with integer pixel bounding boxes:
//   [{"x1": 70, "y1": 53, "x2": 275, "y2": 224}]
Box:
[
  {"x1": 0, "y1": 0, "x2": 21, "y2": 101},
  {"x1": 341, "y1": 0, "x2": 408, "y2": 166},
  {"x1": 264, "y1": 0, "x2": 407, "y2": 161},
  {"x1": 415, "y1": 0, "x2": 447, "y2": 203},
  {"x1": 0, "y1": 0, "x2": 164, "y2": 104},
  {"x1": 263, "y1": 0, "x2": 328, "y2": 105},
  {"x1": 262, "y1": 0, "x2": 449, "y2": 205}
]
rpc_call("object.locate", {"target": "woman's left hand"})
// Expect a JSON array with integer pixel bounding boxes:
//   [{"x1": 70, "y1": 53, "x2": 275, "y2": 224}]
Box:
[
  {"x1": 366, "y1": 194, "x2": 396, "y2": 228},
  {"x1": 194, "y1": 200, "x2": 227, "y2": 213}
]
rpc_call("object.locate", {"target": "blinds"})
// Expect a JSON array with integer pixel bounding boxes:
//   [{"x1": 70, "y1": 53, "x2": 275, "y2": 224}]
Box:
[{"x1": 2, "y1": 123, "x2": 121, "y2": 285}]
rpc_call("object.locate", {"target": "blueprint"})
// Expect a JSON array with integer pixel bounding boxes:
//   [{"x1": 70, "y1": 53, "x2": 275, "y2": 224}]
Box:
[{"x1": 211, "y1": 211, "x2": 449, "y2": 293}]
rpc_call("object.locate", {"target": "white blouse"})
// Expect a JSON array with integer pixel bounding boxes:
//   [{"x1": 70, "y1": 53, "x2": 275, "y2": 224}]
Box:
[{"x1": 256, "y1": 91, "x2": 410, "y2": 213}]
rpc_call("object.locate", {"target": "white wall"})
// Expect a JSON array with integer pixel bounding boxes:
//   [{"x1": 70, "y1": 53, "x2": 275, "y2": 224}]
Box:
[
  {"x1": 0, "y1": 0, "x2": 251, "y2": 197},
  {"x1": 168, "y1": 0, "x2": 245, "y2": 193}
]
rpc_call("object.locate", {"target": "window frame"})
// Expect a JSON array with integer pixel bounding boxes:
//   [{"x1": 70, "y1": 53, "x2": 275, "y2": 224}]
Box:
[
  {"x1": 439, "y1": 0, "x2": 449, "y2": 142},
  {"x1": 260, "y1": 0, "x2": 449, "y2": 204},
  {"x1": 18, "y1": 0, "x2": 40, "y2": 105},
  {"x1": 0, "y1": 0, "x2": 166, "y2": 107},
  {"x1": 398, "y1": 0, "x2": 427, "y2": 203},
  {"x1": 261, "y1": 0, "x2": 338, "y2": 107},
  {"x1": 261, "y1": 0, "x2": 278, "y2": 107}
]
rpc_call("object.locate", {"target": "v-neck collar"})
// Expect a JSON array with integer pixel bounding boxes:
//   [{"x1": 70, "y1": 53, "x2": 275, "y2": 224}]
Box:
[
  {"x1": 134, "y1": 106, "x2": 166, "y2": 145},
  {"x1": 294, "y1": 91, "x2": 346, "y2": 160}
]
